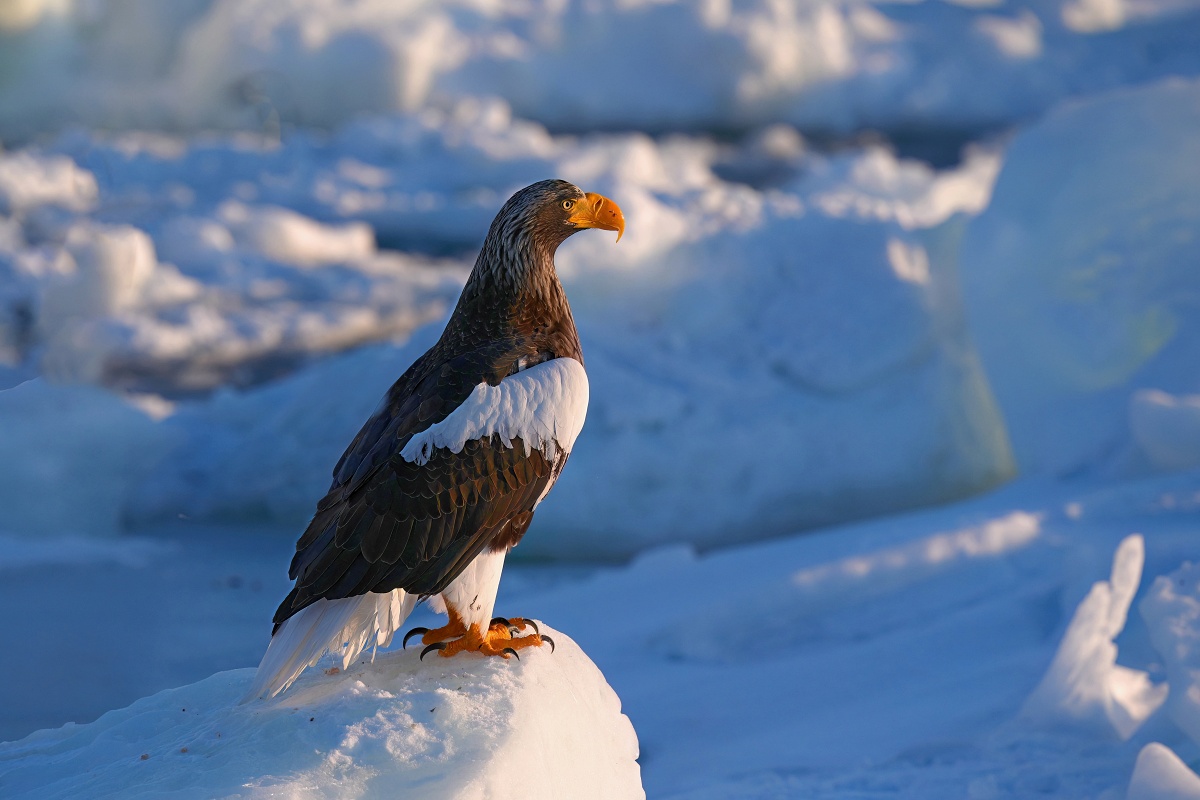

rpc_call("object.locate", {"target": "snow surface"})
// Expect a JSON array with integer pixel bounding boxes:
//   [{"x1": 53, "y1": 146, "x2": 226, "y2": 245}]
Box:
[
  {"x1": 0, "y1": 627, "x2": 643, "y2": 800},
  {"x1": 0, "y1": 145, "x2": 465, "y2": 393},
  {"x1": 4, "y1": 472, "x2": 1200, "y2": 797}
]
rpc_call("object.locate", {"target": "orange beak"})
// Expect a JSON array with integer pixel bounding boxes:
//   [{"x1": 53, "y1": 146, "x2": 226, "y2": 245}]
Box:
[{"x1": 568, "y1": 192, "x2": 625, "y2": 242}]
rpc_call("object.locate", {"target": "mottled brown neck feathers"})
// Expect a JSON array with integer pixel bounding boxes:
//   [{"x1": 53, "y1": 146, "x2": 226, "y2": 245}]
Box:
[{"x1": 438, "y1": 182, "x2": 583, "y2": 364}]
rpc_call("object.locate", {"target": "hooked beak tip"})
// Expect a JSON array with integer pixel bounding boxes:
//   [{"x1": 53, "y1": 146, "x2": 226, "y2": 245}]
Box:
[{"x1": 573, "y1": 192, "x2": 625, "y2": 242}]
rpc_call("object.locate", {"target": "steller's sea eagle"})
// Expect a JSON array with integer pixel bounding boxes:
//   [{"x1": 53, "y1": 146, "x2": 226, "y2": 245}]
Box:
[{"x1": 247, "y1": 180, "x2": 624, "y2": 699}]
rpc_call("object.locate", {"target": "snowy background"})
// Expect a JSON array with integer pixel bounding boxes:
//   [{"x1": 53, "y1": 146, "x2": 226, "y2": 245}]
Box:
[{"x1": 2, "y1": 0, "x2": 1200, "y2": 797}]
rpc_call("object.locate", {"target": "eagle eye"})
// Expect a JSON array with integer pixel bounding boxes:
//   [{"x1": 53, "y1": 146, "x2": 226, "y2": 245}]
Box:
[{"x1": 562, "y1": 200, "x2": 574, "y2": 210}]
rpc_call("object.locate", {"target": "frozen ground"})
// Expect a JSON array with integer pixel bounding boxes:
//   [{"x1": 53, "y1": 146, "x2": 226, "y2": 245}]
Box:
[{"x1": 2, "y1": 474, "x2": 1200, "y2": 797}]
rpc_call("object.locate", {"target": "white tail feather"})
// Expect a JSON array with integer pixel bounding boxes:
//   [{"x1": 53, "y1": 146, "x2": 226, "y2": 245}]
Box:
[{"x1": 243, "y1": 589, "x2": 416, "y2": 702}]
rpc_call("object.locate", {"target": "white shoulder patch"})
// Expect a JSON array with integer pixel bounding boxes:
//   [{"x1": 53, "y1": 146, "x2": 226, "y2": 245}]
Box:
[{"x1": 400, "y1": 357, "x2": 589, "y2": 465}]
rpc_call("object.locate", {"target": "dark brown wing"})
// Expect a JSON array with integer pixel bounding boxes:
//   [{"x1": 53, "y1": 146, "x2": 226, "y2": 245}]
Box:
[
  {"x1": 272, "y1": 340, "x2": 562, "y2": 630},
  {"x1": 328, "y1": 339, "x2": 525, "y2": 500}
]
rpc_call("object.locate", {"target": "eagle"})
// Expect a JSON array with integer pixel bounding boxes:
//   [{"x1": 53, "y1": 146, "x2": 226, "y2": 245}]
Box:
[{"x1": 247, "y1": 180, "x2": 624, "y2": 699}]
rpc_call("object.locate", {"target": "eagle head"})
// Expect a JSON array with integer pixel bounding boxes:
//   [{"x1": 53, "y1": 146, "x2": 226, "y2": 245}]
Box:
[{"x1": 491, "y1": 179, "x2": 625, "y2": 253}]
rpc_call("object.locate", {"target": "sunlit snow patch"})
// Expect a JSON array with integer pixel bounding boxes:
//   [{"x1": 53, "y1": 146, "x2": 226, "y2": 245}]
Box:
[
  {"x1": 1022, "y1": 534, "x2": 1167, "y2": 739},
  {"x1": 1127, "y1": 742, "x2": 1200, "y2": 800}
]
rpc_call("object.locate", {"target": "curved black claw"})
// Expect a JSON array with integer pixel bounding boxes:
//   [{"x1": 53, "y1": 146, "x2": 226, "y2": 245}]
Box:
[
  {"x1": 541, "y1": 634, "x2": 555, "y2": 653},
  {"x1": 524, "y1": 619, "x2": 540, "y2": 636},
  {"x1": 503, "y1": 648, "x2": 519, "y2": 660},
  {"x1": 420, "y1": 641, "x2": 447, "y2": 661},
  {"x1": 402, "y1": 627, "x2": 430, "y2": 650},
  {"x1": 490, "y1": 617, "x2": 508, "y2": 628}
]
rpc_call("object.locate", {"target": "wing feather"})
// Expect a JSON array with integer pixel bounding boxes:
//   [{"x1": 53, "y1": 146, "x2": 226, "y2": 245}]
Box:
[
  {"x1": 401, "y1": 517, "x2": 433, "y2": 569},
  {"x1": 379, "y1": 516, "x2": 415, "y2": 566},
  {"x1": 360, "y1": 515, "x2": 392, "y2": 564}
]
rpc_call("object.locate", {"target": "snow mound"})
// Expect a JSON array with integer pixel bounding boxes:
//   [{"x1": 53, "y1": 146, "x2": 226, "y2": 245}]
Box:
[
  {"x1": 1141, "y1": 560, "x2": 1200, "y2": 747},
  {"x1": 1022, "y1": 534, "x2": 1167, "y2": 739},
  {"x1": 1128, "y1": 743, "x2": 1200, "y2": 800},
  {"x1": 0, "y1": 626, "x2": 643, "y2": 800},
  {"x1": 960, "y1": 78, "x2": 1200, "y2": 479},
  {"x1": 0, "y1": 378, "x2": 172, "y2": 537},
  {"x1": 1132, "y1": 390, "x2": 1200, "y2": 472},
  {"x1": 216, "y1": 202, "x2": 376, "y2": 267},
  {"x1": 0, "y1": 152, "x2": 96, "y2": 214}
]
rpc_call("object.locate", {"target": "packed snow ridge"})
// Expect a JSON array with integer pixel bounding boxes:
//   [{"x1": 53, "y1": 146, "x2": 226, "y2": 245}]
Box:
[{"x1": 0, "y1": 626, "x2": 643, "y2": 800}]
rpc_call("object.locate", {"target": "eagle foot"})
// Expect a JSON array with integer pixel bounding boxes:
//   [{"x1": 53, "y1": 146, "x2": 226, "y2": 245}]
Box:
[{"x1": 422, "y1": 621, "x2": 550, "y2": 660}]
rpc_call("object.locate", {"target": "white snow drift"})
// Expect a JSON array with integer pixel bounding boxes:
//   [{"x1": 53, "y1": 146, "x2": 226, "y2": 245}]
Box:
[
  {"x1": 0, "y1": 626, "x2": 643, "y2": 800},
  {"x1": 960, "y1": 78, "x2": 1200, "y2": 479},
  {"x1": 13, "y1": 71, "x2": 1200, "y2": 558},
  {"x1": 1022, "y1": 534, "x2": 1166, "y2": 739},
  {"x1": 0, "y1": 145, "x2": 465, "y2": 392},
  {"x1": 5, "y1": 456, "x2": 1200, "y2": 797}
]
